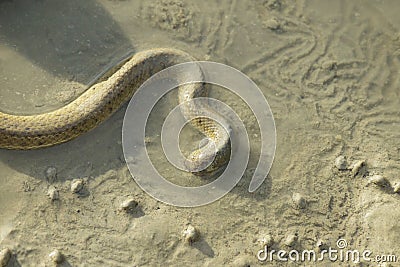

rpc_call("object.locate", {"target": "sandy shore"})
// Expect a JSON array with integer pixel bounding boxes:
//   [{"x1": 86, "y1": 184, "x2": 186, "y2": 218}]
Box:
[{"x1": 1, "y1": 0, "x2": 400, "y2": 266}]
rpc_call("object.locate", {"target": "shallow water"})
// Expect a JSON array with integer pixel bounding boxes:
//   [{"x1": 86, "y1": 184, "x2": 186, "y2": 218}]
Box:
[{"x1": 0, "y1": 0, "x2": 399, "y2": 266}]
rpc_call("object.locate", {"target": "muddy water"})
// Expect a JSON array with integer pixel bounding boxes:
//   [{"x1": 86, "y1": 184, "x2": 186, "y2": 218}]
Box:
[{"x1": 0, "y1": 0, "x2": 399, "y2": 266}]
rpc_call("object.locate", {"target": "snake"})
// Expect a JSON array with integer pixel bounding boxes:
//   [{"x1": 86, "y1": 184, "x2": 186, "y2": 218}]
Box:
[{"x1": 0, "y1": 48, "x2": 230, "y2": 174}]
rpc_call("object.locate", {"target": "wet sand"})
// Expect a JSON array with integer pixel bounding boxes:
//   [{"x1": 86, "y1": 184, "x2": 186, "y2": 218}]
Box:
[{"x1": 0, "y1": 0, "x2": 400, "y2": 266}]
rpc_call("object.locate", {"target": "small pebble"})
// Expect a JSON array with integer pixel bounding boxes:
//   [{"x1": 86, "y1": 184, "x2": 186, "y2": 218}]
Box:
[
  {"x1": 265, "y1": 18, "x2": 280, "y2": 30},
  {"x1": 182, "y1": 224, "x2": 200, "y2": 245},
  {"x1": 47, "y1": 187, "x2": 59, "y2": 201},
  {"x1": 49, "y1": 249, "x2": 64, "y2": 264},
  {"x1": 257, "y1": 233, "x2": 274, "y2": 247},
  {"x1": 70, "y1": 179, "x2": 83, "y2": 193},
  {"x1": 0, "y1": 248, "x2": 11, "y2": 267},
  {"x1": 335, "y1": 156, "x2": 348, "y2": 170},
  {"x1": 351, "y1": 160, "x2": 365, "y2": 177},
  {"x1": 45, "y1": 166, "x2": 57, "y2": 182},
  {"x1": 392, "y1": 182, "x2": 400, "y2": 193},
  {"x1": 292, "y1": 193, "x2": 307, "y2": 209},
  {"x1": 119, "y1": 197, "x2": 138, "y2": 212},
  {"x1": 284, "y1": 233, "x2": 298, "y2": 247},
  {"x1": 367, "y1": 174, "x2": 389, "y2": 188}
]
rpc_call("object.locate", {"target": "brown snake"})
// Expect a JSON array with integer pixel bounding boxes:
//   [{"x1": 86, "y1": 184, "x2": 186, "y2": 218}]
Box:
[{"x1": 0, "y1": 48, "x2": 230, "y2": 173}]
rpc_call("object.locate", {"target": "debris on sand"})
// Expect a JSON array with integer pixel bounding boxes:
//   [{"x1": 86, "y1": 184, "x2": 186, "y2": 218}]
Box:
[
  {"x1": 265, "y1": 18, "x2": 281, "y2": 31},
  {"x1": 70, "y1": 179, "x2": 84, "y2": 194},
  {"x1": 182, "y1": 224, "x2": 200, "y2": 245},
  {"x1": 367, "y1": 174, "x2": 390, "y2": 188},
  {"x1": 48, "y1": 249, "x2": 64, "y2": 264},
  {"x1": 292, "y1": 193, "x2": 307, "y2": 209},
  {"x1": 351, "y1": 160, "x2": 366, "y2": 177},
  {"x1": 392, "y1": 181, "x2": 400, "y2": 193},
  {"x1": 334, "y1": 155, "x2": 348, "y2": 170},
  {"x1": 257, "y1": 233, "x2": 274, "y2": 247},
  {"x1": 47, "y1": 186, "x2": 59, "y2": 201},
  {"x1": 119, "y1": 197, "x2": 138, "y2": 213},
  {"x1": 284, "y1": 233, "x2": 298, "y2": 247}
]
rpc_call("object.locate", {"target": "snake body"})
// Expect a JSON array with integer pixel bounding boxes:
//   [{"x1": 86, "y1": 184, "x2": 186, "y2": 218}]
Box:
[{"x1": 0, "y1": 48, "x2": 230, "y2": 173}]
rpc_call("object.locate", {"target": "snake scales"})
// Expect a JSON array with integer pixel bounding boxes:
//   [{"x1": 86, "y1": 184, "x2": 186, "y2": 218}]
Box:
[{"x1": 0, "y1": 48, "x2": 230, "y2": 173}]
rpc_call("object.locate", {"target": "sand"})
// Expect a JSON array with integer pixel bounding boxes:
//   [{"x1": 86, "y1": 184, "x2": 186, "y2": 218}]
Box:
[{"x1": 0, "y1": 0, "x2": 399, "y2": 266}]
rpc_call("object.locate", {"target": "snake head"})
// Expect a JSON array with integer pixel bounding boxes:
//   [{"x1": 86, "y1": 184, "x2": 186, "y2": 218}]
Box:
[{"x1": 184, "y1": 139, "x2": 230, "y2": 177}]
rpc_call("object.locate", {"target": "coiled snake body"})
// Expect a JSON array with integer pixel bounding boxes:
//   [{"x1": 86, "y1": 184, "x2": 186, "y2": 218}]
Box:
[{"x1": 0, "y1": 48, "x2": 230, "y2": 173}]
